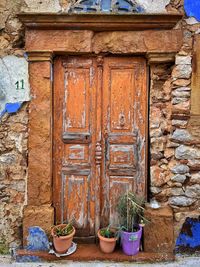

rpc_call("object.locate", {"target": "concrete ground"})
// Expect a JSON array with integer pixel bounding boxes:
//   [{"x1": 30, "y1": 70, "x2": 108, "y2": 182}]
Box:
[{"x1": 1, "y1": 255, "x2": 200, "y2": 267}]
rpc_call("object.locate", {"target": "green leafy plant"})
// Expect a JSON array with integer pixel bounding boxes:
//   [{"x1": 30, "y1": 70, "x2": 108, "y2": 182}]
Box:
[
  {"x1": 100, "y1": 225, "x2": 117, "y2": 239},
  {"x1": 117, "y1": 191, "x2": 149, "y2": 232},
  {"x1": 53, "y1": 222, "x2": 74, "y2": 237}
]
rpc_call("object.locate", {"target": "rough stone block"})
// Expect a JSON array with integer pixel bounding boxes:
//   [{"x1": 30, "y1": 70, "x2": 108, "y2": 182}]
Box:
[
  {"x1": 175, "y1": 55, "x2": 192, "y2": 65},
  {"x1": 26, "y1": 30, "x2": 93, "y2": 52},
  {"x1": 150, "y1": 166, "x2": 170, "y2": 187},
  {"x1": 175, "y1": 145, "x2": 200, "y2": 160},
  {"x1": 171, "y1": 164, "x2": 189, "y2": 174},
  {"x1": 172, "y1": 120, "x2": 188, "y2": 127},
  {"x1": 144, "y1": 205, "x2": 174, "y2": 253},
  {"x1": 171, "y1": 129, "x2": 192, "y2": 142},
  {"x1": 171, "y1": 174, "x2": 187, "y2": 183},
  {"x1": 28, "y1": 62, "x2": 52, "y2": 206},
  {"x1": 190, "y1": 172, "x2": 200, "y2": 183},
  {"x1": 169, "y1": 196, "x2": 196, "y2": 207},
  {"x1": 185, "y1": 185, "x2": 200, "y2": 199},
  {"x1": 172, "y1": 64, "x2": 192, "y2": 79},
  {"x1": 188, "y1": 160, "x2": 200, "y2": 171},
  {"x1": 93, "y1": 30, "x2": 182, "y2": 54},
  {"x1": 23, "y1": 205, "x2": 54, "y2": 246}
]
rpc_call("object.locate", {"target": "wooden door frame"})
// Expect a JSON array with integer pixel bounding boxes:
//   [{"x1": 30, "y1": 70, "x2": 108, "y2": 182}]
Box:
[{"x1": 19, "y1": 13, "x2": 182, "y2": 244}]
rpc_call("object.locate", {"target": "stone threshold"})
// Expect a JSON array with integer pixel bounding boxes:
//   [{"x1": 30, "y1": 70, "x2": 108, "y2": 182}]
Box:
[{"x1": 16, "y1": 244, "x2": 175, "y2": 263}]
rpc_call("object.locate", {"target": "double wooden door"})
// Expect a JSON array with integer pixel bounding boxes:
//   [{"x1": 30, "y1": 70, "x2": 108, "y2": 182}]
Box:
[{"x1": 53, "y1": 56, "x2": 147, "y2": 239}]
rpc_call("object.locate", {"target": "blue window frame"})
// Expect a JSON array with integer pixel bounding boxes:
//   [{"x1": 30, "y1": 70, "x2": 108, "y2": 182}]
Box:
[
  {"x1": 70, "y1": 0, "x2": 144, "y2": 13},
  {"x1": 101, "y1": 0, "x2": 111, "y2": 11}
]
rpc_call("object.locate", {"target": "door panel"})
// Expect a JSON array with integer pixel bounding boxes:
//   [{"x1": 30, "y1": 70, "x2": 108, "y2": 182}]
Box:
[
  {"x1": 101, "y1": 57, "x2": 147, "y2": 226},
  {"x1": 64, "y1": 67, "x2": 90, "y2": 133},
  {"x1": 109, "y1": 176, "x2": 134, "y2": 226},
  {"x1": 110, "y1": 69, "x2": 134, "y2": 132},
  {"x1": 54, "y1": 57, "x2": 96, "y2": 237},
  {"x1": 54, "y1": 56, "x2": 147, "y2": 238}
]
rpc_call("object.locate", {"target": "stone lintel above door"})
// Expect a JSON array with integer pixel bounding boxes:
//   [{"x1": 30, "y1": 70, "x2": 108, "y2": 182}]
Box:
[
  {"x1": 24, "y1": 29, "x2": 182, "y2": 55},
  {"x1": 19, "y1": 13, "x2": 182, "y2": 31},
  {"x1": 19, "y1": 14, "x2": 183, "y2": 57}
]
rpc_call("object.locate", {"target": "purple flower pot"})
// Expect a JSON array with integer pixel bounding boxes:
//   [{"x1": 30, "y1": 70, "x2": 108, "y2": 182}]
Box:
[{"x1": 121, "y1": 226, "x2": 142, "y2": 256}]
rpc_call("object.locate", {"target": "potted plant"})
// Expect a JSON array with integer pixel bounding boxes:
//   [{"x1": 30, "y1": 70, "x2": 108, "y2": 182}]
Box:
[
  {"x1": 97, "y1": 225, "x2": 118, "y2": 253},
  {"x1": 117, "y1": 191, "x2": 148, "y2": 256},
  {"x1": 51, "y1": 222, "x2": 75, "y2": 254}
]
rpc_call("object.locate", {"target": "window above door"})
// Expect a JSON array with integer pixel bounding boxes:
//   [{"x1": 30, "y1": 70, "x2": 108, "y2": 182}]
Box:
[{"x1": 69, "y1": 0, "x2": 144, "y2": 13}]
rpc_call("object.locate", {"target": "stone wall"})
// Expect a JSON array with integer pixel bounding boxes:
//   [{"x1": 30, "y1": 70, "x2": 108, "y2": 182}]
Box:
[
  {"x1": 0, "y1": 105, "x2": 28, "y2": 249},
  {"x1": 0, "y1": 0, "x2": 200, "y2": 252},
  {"x1": 0, "y1": 0, "x2": 73, "y2": 251},
  {"x1": 149, "y1": 3, "x2": 200, "y2": 250}
]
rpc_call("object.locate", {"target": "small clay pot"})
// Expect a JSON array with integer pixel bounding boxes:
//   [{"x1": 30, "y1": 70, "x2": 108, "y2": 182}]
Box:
[
  {"x1": 51, "y1": 224, "x2": 75, "y2": 254},
  {"x1": 97, "y1": 230, "x2": 117, "y2": 253}
]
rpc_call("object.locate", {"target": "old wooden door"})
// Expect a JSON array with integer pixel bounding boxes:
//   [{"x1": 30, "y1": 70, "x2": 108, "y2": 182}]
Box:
[{"x1": 53, "y1": 56, "x2": 147, "y2": 239}]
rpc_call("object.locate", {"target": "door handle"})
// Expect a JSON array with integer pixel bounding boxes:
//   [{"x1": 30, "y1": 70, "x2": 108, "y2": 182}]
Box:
[
  {"x1": 104, "y1": 130, "x2": 108, "y2": 161},
  {"x1": 95, "y1": 142, "x2": 102, "y2": 165}
]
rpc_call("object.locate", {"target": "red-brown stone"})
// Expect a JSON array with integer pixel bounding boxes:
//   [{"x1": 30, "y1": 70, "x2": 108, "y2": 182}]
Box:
[
  {"x1": 26, "y1": 30, "x2": 93, "y2": 52},
  {"x1": 93, "y1": 30, "x2": 182, "y2": 54},
  {"x1": 28, "y1": 61, "x2": 52, "y2": 205},
  {"x1": 144, "y1": 205, "x2": 174, "y2": 253},
  {"x1": 23, "y1": 205, "x2": 54, "y2": 245}
]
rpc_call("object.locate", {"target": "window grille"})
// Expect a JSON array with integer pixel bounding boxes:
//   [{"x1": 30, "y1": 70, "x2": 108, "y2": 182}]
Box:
[{"x1": 69, "y1": 0, "x2": 144, "y2": 13}]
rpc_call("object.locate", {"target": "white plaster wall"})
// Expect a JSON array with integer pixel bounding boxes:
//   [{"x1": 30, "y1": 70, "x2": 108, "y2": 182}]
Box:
[
  {"x1": 21, "y1": 0, "x2": 61, "y2": 12},
  {"x1": 0, "y1": 55, "x2": 30, "y2": 114},
  {"x1": 137, "y1": 0, "x2": 170, "y2": 13}
]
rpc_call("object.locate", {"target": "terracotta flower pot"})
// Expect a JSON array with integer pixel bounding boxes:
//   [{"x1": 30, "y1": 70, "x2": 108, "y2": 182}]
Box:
[
  {"x1": 97, "y1": 230, "x2": 117, "y2": 253},
  {"x1": 51, "y1": 224, "x2": 75, "y2": 254}
]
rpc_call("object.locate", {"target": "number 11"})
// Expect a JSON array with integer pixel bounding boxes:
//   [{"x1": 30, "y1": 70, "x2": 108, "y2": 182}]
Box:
[{"x1": 15, "y1": 79, "x2": 24, "y2": 90}]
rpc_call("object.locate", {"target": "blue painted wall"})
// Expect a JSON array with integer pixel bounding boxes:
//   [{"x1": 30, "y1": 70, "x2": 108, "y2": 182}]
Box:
[
  {"x1": 176, "y1": 217, "x2": 200, "y2": 253},
  {"x1": 26, "y1": 226, "x2": 50, "y2": 251},
  {"x1": 0, "y1": 102, "x2": 23, "y2": 117},
  {"x1": 185, "y1": 0, "x2": 200, "y2": 21}
]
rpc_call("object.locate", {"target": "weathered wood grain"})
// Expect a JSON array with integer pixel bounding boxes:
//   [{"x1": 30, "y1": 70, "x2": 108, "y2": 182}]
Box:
[
  {"x1": 101, "y1": 57, "x2": 147, "y2": 226},
  {"x1": 54, "y1": 56, "x2": 147, "y2": 237}
]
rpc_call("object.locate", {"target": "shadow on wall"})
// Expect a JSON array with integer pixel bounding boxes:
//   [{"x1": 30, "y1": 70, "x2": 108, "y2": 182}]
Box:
[{"x1": 176, "y1": 217, "x2": 200, "y2": 253}]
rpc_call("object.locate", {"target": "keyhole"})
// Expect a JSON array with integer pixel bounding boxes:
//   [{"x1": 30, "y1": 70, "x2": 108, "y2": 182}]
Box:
[{"x1": 120, "y1": 114, "x2": 125, "y2": 127}]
